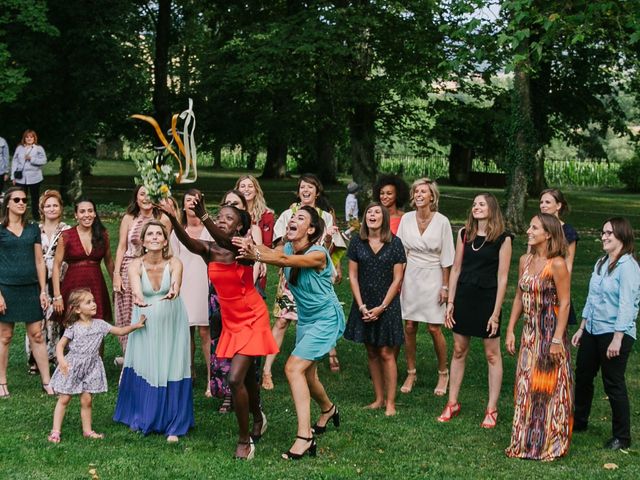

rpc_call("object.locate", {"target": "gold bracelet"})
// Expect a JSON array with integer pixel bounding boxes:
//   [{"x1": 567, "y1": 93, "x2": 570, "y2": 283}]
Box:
[{"x1": 255, "y1": 249, "x2": 261, "y2": 262}]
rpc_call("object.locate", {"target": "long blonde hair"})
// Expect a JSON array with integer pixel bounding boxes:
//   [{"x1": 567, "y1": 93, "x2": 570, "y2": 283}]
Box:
[{"x1": 235, "y1": 175, "x2": 271, "y2": 224}]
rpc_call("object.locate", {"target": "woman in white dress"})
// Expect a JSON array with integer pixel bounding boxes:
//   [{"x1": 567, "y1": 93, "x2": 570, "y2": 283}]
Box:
[
  {"x1": 170, "y1": 189, "x2": 212, "y2": 396},
  {"x1": 396, "y1": 178, "x2": 454, "y2": 396}
]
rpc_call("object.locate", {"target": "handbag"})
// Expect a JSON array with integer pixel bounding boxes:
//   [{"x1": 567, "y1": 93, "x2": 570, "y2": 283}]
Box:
[{"x1": 14, "y1": 169, "x2": 23, "y2": 180}]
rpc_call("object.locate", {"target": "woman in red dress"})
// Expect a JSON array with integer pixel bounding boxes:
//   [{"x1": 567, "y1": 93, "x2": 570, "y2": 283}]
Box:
[
  {"x1": 161, "y1": 200, "x2": 278, "y2": 460},
  {"x1": 52, "y1": 198, "x2": 113, "y2": 323}
]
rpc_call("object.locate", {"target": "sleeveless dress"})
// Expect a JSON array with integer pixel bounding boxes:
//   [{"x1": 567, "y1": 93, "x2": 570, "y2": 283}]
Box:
[
  {"x1": 208, "y1": 262, "x2": 278, "y2": 359},
  {"x1": 60, "y1": 227, "x2": 112, "y2": 323},
  {"x1": 113, "y1": 264, "x2": 193, "y2": 437},
  {"x1": 115, "y1": 214, "x2": 150, "y2": 349},
  {"x1": 0, "y1": 223, "x2": 42, "y2": 323},
  {"x1": 49, "y1": 319, "x2": 111, "y2": 394},
  {"x1": 452, "y1": 229, "x2": 513, "y2": 338},
  {"x1": 284, "y1": 244, "x2": 345, "y2": 361},
  {"x1": 505, "y1": 256, "x2": 573, "y2": 461}
]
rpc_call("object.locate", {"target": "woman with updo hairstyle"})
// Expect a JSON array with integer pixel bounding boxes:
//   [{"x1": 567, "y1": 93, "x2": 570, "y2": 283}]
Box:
[
  {"x1": 373, "y1": 174, "x2": 410, "y2": 235},
  {"x1": 572, "y1": 217, "x2": 640, "y2": 450}
]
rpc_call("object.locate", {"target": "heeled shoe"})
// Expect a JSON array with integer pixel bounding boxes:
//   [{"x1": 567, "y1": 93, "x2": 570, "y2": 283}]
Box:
[
  {"x1": 437, "y1": 402, "x2": 461, "y2": 423},
  {"x1": 261, "y1": 372, "x2": 274, "y2": 390},
  {"x1": 251, "y1": 411, "x2": 268, "y2": 443},
  {"x1": 400, "y1": 369, "x2": 417, "y2": 394},
  {"x1": 480, "y1": 409, "x2": 498, "y2": 429},
  {"x1": 312, "y1": 404, "x2": 340, "y2": 434},
  {"x1": 235, "y1": 438, "x2": 255, "y2": 460},
  {"x1": 433, "y1": 369, "x2": 449, "y2": 396},
  {"x1": 282, "y1": 435, "x2": 317, "y2": 460},
  {"x1": 219, "y1": 394, "x2": 233, "y2": 413}
]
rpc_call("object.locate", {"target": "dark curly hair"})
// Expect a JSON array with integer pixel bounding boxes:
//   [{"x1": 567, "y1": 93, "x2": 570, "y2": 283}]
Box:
[{"x1": 373, "y1": 174, "x2": 410, "y2": 210}]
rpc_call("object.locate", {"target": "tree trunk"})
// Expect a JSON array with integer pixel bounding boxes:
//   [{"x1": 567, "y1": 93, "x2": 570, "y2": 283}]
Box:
[
  {"x1": 505, "y1": 59, "x2": 536, "y2": 233},
  {"x1": 59, "y1": 153, "x2": 83, "y2": 203},
  {"x1": 212, "y1": 143, "x2": 222, "y2": 169},
  {"x1": 153, "y1": 0, "x2": 171, "y2": 135},
  {"x1": 350, "y1": 102, "x2": 377, "y2": 201},
  {"x1": 262, "y1": 132, "x2": 288, "y2": 179},
  {"x1": 448, "y1": 143, "x2": 474, "y2": 186},
  {"x1": 246, "y1": 150, "x2": 258, "y2": 170}
]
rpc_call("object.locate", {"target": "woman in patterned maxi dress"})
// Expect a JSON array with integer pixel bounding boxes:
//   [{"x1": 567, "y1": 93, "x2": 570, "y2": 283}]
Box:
[{"x1": 505, "y1": 213, "x2": 573, "y2": 461}]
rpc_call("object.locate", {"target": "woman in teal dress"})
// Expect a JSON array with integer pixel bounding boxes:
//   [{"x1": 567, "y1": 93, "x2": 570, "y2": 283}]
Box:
[
  {"x1": 113, "y1": 220, "x2": 193, "y2": 442},
  {"x1": 235, "y1": 205, "x2": 345, "y2": 460},
  {"x1": 0, "y1": 187, "x2": 52, "y2": 397}
]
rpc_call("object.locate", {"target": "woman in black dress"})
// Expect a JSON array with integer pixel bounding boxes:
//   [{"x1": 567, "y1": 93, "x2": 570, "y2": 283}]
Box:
[
  {"x1": 439, "y1": 193, "x2": 512, "y2": 427},
  {"x1": 345, "y1": 203, "x2": 406, "y2": 416}
]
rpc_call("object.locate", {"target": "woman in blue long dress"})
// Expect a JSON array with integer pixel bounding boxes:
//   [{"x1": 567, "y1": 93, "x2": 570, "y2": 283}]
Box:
[
  {"x1": 235, "y1": 205, "x2": 345, "y2": 460},
  {"x1": 113, "y1": 220, "x2": 193, "y2": 442}
]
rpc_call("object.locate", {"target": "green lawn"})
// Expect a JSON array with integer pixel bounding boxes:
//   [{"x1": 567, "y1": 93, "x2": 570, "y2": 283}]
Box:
[{"x1": 0, "y1": 162, "x2": 638, "y2": 479}]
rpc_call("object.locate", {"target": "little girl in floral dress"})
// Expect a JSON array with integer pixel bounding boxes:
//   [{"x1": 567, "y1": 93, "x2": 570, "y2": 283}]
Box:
[{"x1": 47, "y1": 288, "x2": 146, "y2": 443}]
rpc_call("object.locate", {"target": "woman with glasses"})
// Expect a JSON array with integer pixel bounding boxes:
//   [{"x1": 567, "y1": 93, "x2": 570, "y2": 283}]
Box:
[
  {"x1": 572, "y1": 218, "x2": 640, "y2": 450},
  {"x1": 0, "y1": 187, "x2": 52, "y2": 397}
]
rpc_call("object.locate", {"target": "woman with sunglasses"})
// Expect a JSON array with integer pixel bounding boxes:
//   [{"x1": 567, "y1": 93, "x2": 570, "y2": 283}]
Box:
[{"x1": 0, "y1": 187, "x2": 52, "y2": 397}]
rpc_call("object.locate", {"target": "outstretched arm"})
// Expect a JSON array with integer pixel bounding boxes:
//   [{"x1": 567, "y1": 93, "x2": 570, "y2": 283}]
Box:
[
  {"x1": 157, "y1": 202, "x2": 209, "y2": 262},
  {"x1": 233, "y1": 237, "x2": 326, "y2": 269},
  {"x1": 190, "y1": 199, "x2": 235, "y2": 251}
]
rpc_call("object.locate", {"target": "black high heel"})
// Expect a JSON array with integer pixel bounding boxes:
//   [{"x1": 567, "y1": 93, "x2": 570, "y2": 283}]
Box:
[
  {"x1": 312, "y1": 404, "x2": 340, "y2": 434},
  {"x1": 282, "y1": 435, "x2": 317, "y2": 460}
]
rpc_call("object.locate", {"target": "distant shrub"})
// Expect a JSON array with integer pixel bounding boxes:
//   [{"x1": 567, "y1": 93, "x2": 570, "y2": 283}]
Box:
[{"x1": 617, "y1": 154, "x2": 640, "y2": 192}]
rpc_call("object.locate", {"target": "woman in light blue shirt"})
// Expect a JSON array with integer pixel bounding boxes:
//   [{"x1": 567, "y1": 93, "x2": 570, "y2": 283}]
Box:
[
  {"x1": 11, "y1": 130, "x2": 47, "y2": 220},
  {"x1": 572, "y1": 217, "x2": 640, "y2": 451}
]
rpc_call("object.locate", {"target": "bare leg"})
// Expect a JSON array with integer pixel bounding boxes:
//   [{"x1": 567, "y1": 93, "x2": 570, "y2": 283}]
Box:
[
  {"x1": 365, "y1": 344, "x2": 384, "y2": 409},
  {"x1": 198, "y1": 325, "x2": 212, "y2": 395},
  {"x1": 80, "y1": 392, "x2": 99, "y2": 435},
  {"x1": 26, "y1": 321, "x2": 51, "y2": 387},
  {"x1": 52, "y1": 394, "x2": 72, "y2": 432},
  {"x1": 284, "y1": 355, "x2": 315, "y2": 455},
  {"x1": 483, "y1": 337, "x2": 503, "y2": 412},
  {"x1": 448, "y1": 333, "x2": 470, "y2": 405},
  {"x1": 0, "y1": 323, "x2": 14, "y2": 389},
  {"x1": 380, "y1": 346, "x2": 399, "y2": 415},
  {"x1": 228, "y1": 354, "x2": 255, "y2": 458},
  {"x1": 189, "y1": 326, "x2": 197, "y2": 378},
  {"x1": 401, "y1": 320, "x2": 418, "y2": 392},
  {"x1": 428, "y1": 323, "x2": 448, "y2": 395},
  {"x1": 262, "y1": 316, "x2": 290, "y2": 384}
]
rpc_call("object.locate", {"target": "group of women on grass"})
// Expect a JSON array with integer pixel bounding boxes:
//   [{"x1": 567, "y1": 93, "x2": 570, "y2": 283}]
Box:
[{"x1": 0, "y1": 171, "x2": 638, "y2": 462}]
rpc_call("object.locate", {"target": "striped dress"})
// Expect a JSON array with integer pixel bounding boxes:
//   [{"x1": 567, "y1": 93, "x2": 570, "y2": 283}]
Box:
[
  {"x1": 114, "y1": 214, "x2": 150, "y2": 351},
  {"x1": 505, "y1": 255, "x2": 573, "y2": 461}
]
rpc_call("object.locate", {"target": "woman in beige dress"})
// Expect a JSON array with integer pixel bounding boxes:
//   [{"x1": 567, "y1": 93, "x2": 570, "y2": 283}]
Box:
[{"x1": 396, "y1": 178, "x2": 454, "y2": 396}]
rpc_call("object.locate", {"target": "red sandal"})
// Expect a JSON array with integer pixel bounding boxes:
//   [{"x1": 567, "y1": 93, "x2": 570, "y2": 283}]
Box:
[
  {"x1": 437, "y1": 402, "x2": 461, "y2": 423},
  {"x1": 48, "y1": 430, "x2": 61, "y2": 443},
  {"x1": 480, "y1": 409, "x2": 498, "y2": 429},
  {"x1": 83, "y1": 430, "x2": 105, "y2": 439}
]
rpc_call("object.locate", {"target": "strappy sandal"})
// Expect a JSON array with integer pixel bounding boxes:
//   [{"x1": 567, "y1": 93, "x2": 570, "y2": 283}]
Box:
[
  {"x1": 219, "y1": 394, "x2": 233, "y2": 413},
  {"x1": 235, "y1": 438, "x2": 255, "y2": 460},
  {"x1": 28, "y1": 364, "x2": 39, "y2": 375},
  {"x1": 480, "y1": 409, "x2": 498, "y2": 429},
  {"x1": 400, "y1": 369, "x2": 417, "y2": 394},
  {"x1": 251, "y1": 411, "x2": 268, "y2": 443},
  {"x1": 312, "y1": 404, "x2": 340, "y2": 434},
  {"x1": 437, "y1": 402, "x2": 461, "y2": 423},
  {"x1": 83, "y1": 430, "x2": 105, "y2": 439},
  {"x1": 329, "y1": 354, "x2": 340, "y2": 373},
  {"x1": 282, "y1": 436, "x2": 317, "y2": 460},
  {"x1": 261, "y1": 372, "x2": 274, "y2": 390},
  {"x1": 0, "y1": 383, "x2": 10, "y2": 399},
  {"x1": 434, "y1": 369, "x2": 449, "y2": 396},
  {"x1": 47, "y1": 430, "x2": 61, "y2": 443}
]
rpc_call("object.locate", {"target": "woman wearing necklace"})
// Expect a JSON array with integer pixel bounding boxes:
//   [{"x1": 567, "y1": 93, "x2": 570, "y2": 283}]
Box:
[
  {"x1": 439, "y1": 193, "x2": 512, "y2": 427},
  {"x1": 373, "y1": 174, "x2": 409, "y2": 235},
  {"x1": 26, "y1": 190, "x2": 71, "y2": 375},
  {"x1": 505, "y1": 213, "x2": 573, "y2": 461},
  {"x1": 170, "y1": 189, "x2": 213, "y2": 397},
  {"x1": 52, "y1": 198, "x2": 113, "y2": 327},
  {"x1": 114, "y1": 220, "x2": 193, "y2": 443},
  {"x1": 0, "y1": 187, "x2": 51, "y2": 397},
  {"x1": 113, "y1": 186, "x2": 172, "y2": 360},
  {"x1": 396, "y1": 178, "x2": 455, "y2": 396}
]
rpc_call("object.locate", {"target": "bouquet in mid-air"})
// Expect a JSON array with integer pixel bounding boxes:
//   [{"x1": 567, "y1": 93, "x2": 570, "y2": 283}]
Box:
[{"x1": 131, "y1": 99, "x2": 198, "y2": 202}]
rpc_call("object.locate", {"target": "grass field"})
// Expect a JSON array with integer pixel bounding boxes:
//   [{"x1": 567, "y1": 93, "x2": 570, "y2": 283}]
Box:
[{"x1": 0, "y1": 161, "x2": 638, "y2": 479}]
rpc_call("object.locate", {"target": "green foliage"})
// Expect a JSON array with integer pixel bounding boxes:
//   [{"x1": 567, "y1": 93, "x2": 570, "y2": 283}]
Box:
[{"x1": 617, "y1": 153, "x2": 640, "y2": 192}]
